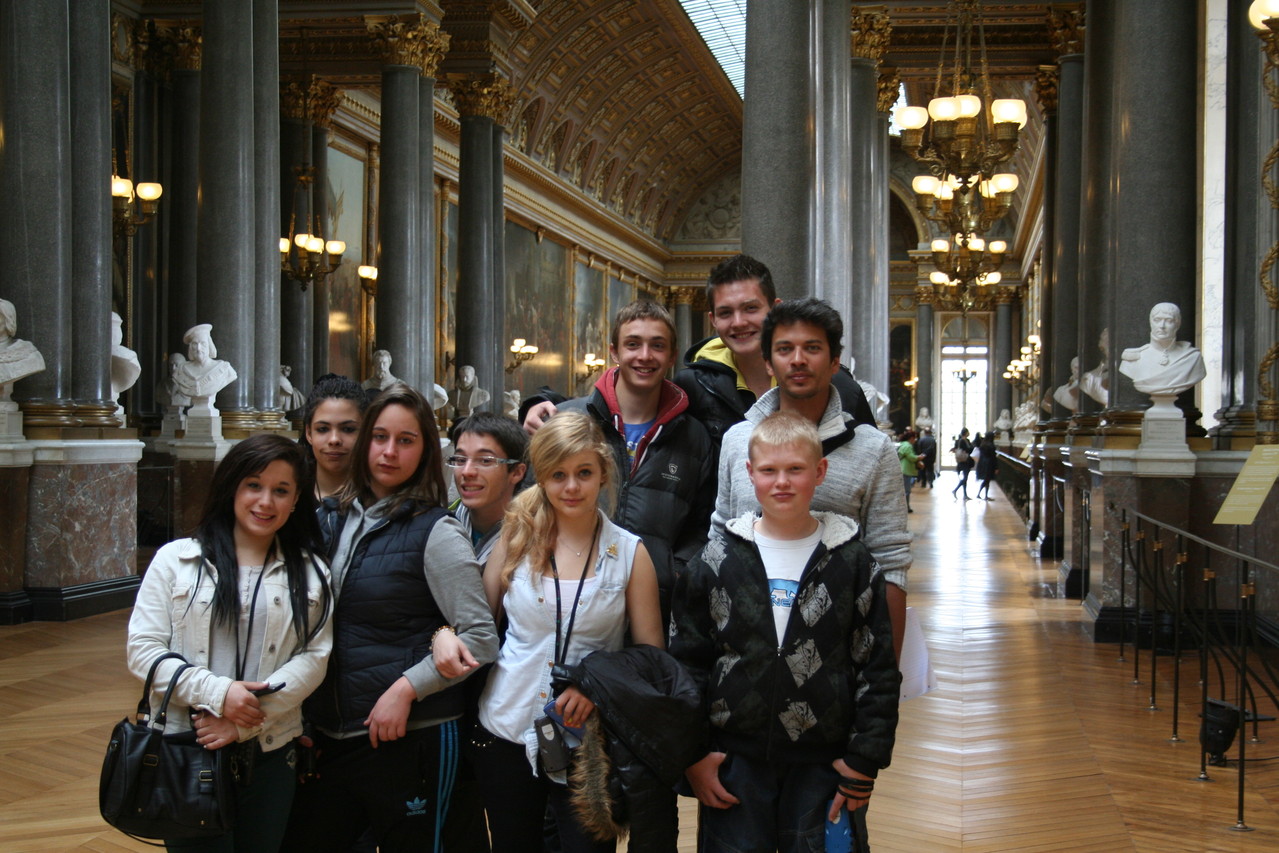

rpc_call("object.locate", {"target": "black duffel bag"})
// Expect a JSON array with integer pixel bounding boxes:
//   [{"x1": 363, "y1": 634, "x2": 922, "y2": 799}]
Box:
[{"x1": 100, "y1": 651, "x2": 237, "y2": 843}]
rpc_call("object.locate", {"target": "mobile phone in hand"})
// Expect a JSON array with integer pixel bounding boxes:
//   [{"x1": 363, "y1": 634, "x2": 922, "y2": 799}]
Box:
[{"x1": 251, "y1": 682, "x2": 286, "y2": 697}]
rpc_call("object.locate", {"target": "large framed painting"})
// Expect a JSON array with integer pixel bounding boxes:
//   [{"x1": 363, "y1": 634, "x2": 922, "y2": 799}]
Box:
[
  {"x1": 326, "y1": 136, "x2": 369, "y2": 381},
  {"x1": 505, "y1": 222, "x2": 569, "y2": 397},
  {"x1": 573, "y1": 261, "x2": 606, "y2": 395},
  {"x1": 608, "y1": 275, "x2": 634, "y2": 324}
]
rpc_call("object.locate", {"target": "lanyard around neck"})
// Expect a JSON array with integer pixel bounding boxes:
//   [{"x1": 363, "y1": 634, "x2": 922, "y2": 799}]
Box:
[
  {"x1": 233, "y1": 559, "x2": 269, "y2": 682},
  {"x1": 551, "y1": 518, "x2": 601, "y2": 668}
]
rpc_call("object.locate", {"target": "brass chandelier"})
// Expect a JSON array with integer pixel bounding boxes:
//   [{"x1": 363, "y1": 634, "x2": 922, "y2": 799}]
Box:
[{"x1": 895, "y1": 0, "x2": 1026, "y2": 304}]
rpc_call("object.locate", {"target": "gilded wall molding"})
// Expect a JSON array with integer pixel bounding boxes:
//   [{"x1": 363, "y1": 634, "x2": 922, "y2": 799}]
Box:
[
  {"x1": 850, "y1": 6, "x2": 892, "y2": 63},
  {"x1": 1047, "y1": 5, "x2": 1085, "y2": 57},
  {"x1": 914, "y1": 285, "x2": 936, "y2": 305},
  {"x1": 877, "y1": 67, "x2": 901, "y2": 113},
  {"x1": 1035, "y1": 65, "x2": 1058, "y2": 116},
  {"x1": 366, "y1": 14, "x2": 450, "y2": 76},
  {"x1": 161, "y1": 25, "x2": 202, "y2": 72}
]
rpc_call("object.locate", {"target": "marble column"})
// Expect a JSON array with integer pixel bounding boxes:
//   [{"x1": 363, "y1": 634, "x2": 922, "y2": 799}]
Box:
[
  {"x1": 130, "y1": 55, "x2": 162, "y2": 423},
  {"x1": 673, "y1": 287, "x2": 697, "y2": 363},
  {"x1": 1216, "y1": 0, "x2": 1264, "y2": 443},
  {"x1": 492, "y1": 120, "x2": 507, "y2": 404},
  {"x1": 166, "y1": 31, "x2": 201, "y2": 356},
  {"x1": 1035, "y1": 67, "x2": 1062, "y2": 428},
  {"x1": 0, "y1": 0, "x2": 75, "y2": 425},
  {"x1": 420, "y1": 74, "x2": 439, "y2": 389},
  {"x1": 196, "y1": 0, "x2": 255, "y2": 420},
  {"x1": 374, "y1": 63, "x2": 421, "y2": 391},
  {"x1": 1052, "y1": 54, "x2": 1085, "y2": 427},
  {"x1": 69, "y1": 0, "x2": 115, "y2": 426},
  {"x1": 1078, "y1": 0, "x2": 1117, "y2": 421},
  {"x1": 993, "y1": 294, "x2": 1014, "y2": 422},
  {"x1": 1105, "y1": 1, "x2": 1198, "y2": 431},
  {"x1": 311, "y1": 123, "x2": 331, "y2": 385},
  {"x1": 253, "y1": 1, "x2": 282, "y2": 421},
  {"x1": 914, "y1": 291, "x2": 935, "y2": 419},
  {"x1": 846, "y1": 8, "x2": 891, "y2": 395},
  {"x1": 742, "y1": 0, "x2": 810, "y2": 298},
  {"x1": 812, "y1": 0, "x2": 852, "y2": 314},
  {"x1": 279, "y1": 115, "x2": 313, "y2": 395}
]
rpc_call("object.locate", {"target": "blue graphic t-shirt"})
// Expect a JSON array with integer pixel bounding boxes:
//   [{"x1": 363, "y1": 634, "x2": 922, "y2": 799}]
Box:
[
  {"x1": 754, "y1": 523, "x2": 824, "y2": 645},
  {"x1": 623, "y1": 419, "x2": 656, "y2": 460}
]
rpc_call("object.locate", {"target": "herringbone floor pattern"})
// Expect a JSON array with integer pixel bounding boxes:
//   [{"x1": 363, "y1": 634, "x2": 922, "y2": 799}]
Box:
[{"x1": 2, "y1": 474, "x2": 1277, "y2": 851}]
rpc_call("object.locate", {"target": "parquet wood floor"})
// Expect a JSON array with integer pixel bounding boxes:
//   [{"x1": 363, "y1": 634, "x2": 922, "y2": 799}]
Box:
[{"x1": 2, "y1": 473, "x2": 1277, "y2": 851}]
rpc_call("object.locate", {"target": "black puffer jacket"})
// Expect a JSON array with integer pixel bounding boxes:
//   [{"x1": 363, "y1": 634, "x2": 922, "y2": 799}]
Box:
[
  {"x1": 559, "y1": 370, "x2": 714, "y2": 630},
  {"x1": 307, "y1": 501, "x2": 455, "y2": 734},
  {"x1": 674, "y1": 335, "x2": 878, "y2": 449}
]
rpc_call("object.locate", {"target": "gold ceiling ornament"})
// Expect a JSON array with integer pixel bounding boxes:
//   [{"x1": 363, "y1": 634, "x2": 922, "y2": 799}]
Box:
[
  {"x1": 367, "y1": 14, "x2": 449, "y2": 74},
  {"x1": 163, "y1": 25, "x2": 203, "y2": 72},
  {"x1": 877, "y1": 67, "x2": 901, "y2": 114},
  {"x1": 1034, "y1": 65, "x2": 1058, "y2": 116},
  {"x1": 850, "y1": 6, "x2": 892, "y2": 64},
  {"x1": 1047, "y1": 5, "x2": 1085, "y2": 57},
  {"x1": 280, "y1": 76, "x2": 342, "y2": 127},
  {"x1": 1250, "y1": 0, "x2": 1279, "y2": 440}
]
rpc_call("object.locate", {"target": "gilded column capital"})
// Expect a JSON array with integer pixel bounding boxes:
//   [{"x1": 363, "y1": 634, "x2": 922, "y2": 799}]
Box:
[
  {"x1": 447, "y1": 73, "x2": 519, "y2": 125},
  {"x1": 850, "y1": 6, "x2": 891, "y2": 64},
  {"x1": 994, "y1": 286, "x2": 1020, "y2": 305},
  {"x1": 1048, "y1": 5, "x2": 1085, "y2": 57},
  {"x1": 914, "y1": 285, "x2": 936, "y2": 305},
  {"x1": 670, "y1": 284, "x2": 702, "y2": 307},
  {"x1": 877, "y1": 66, "x2": 900, "y2": 113},
  {"x1": 159, "y1": 24, "x2": 202, "y2": 71},
  {"x1": 1035, "y1": 65, "x2": 1059, "y2": 116},
  {"x1": 281, "y1": 76, "x2": 342, "y2": 127},
  {"x1": 367, "y1": 14, "x2": 451, "y2": 76}
]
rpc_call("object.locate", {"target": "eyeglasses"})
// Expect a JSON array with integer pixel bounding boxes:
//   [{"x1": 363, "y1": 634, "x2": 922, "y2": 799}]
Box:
[{"x1": 445, "y1": 455, "x2": 519, "y2": 469}]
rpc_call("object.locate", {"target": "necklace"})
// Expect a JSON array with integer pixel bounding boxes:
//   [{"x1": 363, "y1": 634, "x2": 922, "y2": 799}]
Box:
[{"x1": 560, "y1": 536, "x2": 591, "y2": 557}]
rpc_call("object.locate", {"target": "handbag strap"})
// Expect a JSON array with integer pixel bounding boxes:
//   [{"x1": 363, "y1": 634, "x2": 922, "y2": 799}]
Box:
[
  {"x1": 137, "y1": 651, "x2": 190, "y2": 719},
  {"x1": 152, "y1": 662, "x2": 197, "y2": 730}
]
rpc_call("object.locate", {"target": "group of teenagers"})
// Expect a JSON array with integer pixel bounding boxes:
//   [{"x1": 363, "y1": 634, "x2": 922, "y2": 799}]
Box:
[{"x1": 125, "y1": 254, "x2": 912, "y2": 853}]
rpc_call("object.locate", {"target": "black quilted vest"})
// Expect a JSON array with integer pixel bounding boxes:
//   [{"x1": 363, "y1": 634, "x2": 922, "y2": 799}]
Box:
[{"x1": 306, "y1": 500, "x2": 459, "y2": 734}]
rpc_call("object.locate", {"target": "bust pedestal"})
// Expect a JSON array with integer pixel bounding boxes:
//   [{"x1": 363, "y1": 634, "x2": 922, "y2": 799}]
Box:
[
  {"x1": 184, "y1": 396, "x2": 223, "y2": 441},
  {"x1": 1134, "y1": 393, "x2": 1196, "y2": 476},
  {"x1": 159, "y1": 405, "x2": 187, "y2": 439},
  {"x1": 0, "y1": 400, "x2": 24, "y2": 442}
]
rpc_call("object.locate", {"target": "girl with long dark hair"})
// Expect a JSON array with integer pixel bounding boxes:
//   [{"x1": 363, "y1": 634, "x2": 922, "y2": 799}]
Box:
[
  {"x1": 126, "y1": 434, "x2": 333, "y2": 852},
  {"x1": 283, "y1": 383, "x2": 498, "y2": 852},
  {"x1": 299, "y1": 373, "x2": 369, "y2": 499}
]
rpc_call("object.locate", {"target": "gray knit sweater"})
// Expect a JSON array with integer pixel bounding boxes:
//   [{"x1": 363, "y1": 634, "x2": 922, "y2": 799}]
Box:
[{"x1": 710, "y1": 388, "x2": 912, "y2": 590}]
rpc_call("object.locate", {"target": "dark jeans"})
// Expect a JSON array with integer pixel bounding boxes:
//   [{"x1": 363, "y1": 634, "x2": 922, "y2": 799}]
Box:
[
  {"x1": 470, "y1": 726, "x2": 613, "y2": 853},
  {"x1": 281, "y1": 722, "x2": 458, "y2": 853},
  {"x1": 166, "y1": 741, "x2": 296, "y2": 853},
  {"x1": 698, "y1": 752, "x2": 870, "y2": 853},
  {"x1": 952, "y1": 467, "x2": 971, "y2": 497}
]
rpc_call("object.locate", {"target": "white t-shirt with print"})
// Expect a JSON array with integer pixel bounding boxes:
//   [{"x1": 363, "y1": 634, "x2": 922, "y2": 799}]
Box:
[{"x1": 754, "y1": 522, "x2": 824, "y2": 646}]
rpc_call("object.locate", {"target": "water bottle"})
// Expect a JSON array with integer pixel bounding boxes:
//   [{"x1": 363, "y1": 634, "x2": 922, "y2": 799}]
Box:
[{"x1": 825, "y1": 800, "x2": 852, "y2": 853}]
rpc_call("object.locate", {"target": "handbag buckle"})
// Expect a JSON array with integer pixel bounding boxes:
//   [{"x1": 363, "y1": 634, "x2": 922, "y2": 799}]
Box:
[
  {"x1": 198, "y1": 770, "x2": 214, "y2": 783},
  {"x1": 142, "y1": 753, "x2": 159, "y2": 767}
]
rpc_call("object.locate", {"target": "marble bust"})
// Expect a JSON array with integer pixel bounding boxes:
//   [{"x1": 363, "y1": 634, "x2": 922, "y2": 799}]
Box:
[
  {"x1": 156, "y1": 352, "x2": 191, "y2": 409},
  {"x1": 109, "y1": 312, "x2": 141, "y2": 416},
  {"x1": 363, "y1": 349, "x2": 399, "y2": 392},
  {"x1": 448, "y1": 364, "x2": 491, "y2": 419},
  {"x1": 279, "y1": 365, "x2": 306, "y2": 412},
  {"x1": 173, "y1": 323, "x2": 237, "y2": 401},
  {"x1": 1013, "y1": 400, "x2": 1038, "y2": 431},
  {"x1": 915, "y1": 407, "x2": 935, "y2": 431},
  {"x1": 1119, "y1": 303, "x2": 1206, "y2": 396},
  {"x1": 1052, "y1": 357, "x2": 1081, "y2": 412},
  {"x1": 1079, "y1": 328, "x2": 1110, "y2": 405},
  {"x1": 993, "y1": 408, "x2": 1013, "y2": 433},
  {"x1": 0, "y1": 298, "x2": 47, "y2": 399},
  {"x1": 503, "y1": 389, "x2": 521, "y2": 420}
]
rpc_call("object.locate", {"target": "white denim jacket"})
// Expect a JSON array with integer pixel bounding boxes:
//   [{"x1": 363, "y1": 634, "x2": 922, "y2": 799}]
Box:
[{"x1": 126, "y1": 538, "x2": 333, "y2": 751}]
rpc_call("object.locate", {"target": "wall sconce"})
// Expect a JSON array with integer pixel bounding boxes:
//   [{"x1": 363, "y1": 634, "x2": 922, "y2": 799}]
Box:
[
  {"x1": 280, "y1": 232, "x2": 344, "y2": 292},
  {"x1": 506, "y1": 338, "x2": 538, "y2": 373},
  {"x1": 358, "y1": 264, "x2": 378, "y2": 296},
  {"x1": 578, "y1": 352, "x2": 607, "y2": 384},
  {"x1": 112, "y1": 175, "x2": 163, "y2": 237}
]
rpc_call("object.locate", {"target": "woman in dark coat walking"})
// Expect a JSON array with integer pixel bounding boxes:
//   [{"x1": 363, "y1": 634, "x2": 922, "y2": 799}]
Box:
[{"x1": 975, "y1": 434, "x2": 998, "y2": 500}]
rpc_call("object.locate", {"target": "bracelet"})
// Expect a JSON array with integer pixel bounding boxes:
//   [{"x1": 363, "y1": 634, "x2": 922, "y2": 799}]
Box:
[{"x1": 430, "y1": 625, "x2": 455, "y2": 647}]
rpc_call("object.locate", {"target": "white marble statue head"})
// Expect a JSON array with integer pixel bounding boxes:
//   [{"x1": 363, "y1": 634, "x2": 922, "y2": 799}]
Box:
[
  {"x1": 111, "y1": 312, "x2": 124, "y2": 348},
  {"x1": 0, "y1": 298, "x2": 16, "y2": 342},
  {"x1": 1149, "y1": 303, "x2": 1181, "y2": 345},
  {"x1": 1070, "y1": 356, "x2": 1080, "y2": 380},
  {"x1": 918, "y1": 407, "x2": 930, "y2": 419},
  {"x1": 281, "y1": 364, "x2": 291, "y2": 377},
  {"x1": 372, "y1": 349, "x2": 392, "y2": 376},
  {"x1": 167, "y1": 352, "x2": 185, "y2": 375},
  {"x1": 1098, "y1": 327, "x2": 1110, "y2": 359},
  {"x1": 183, "y1": 324, "x2": 216, "y2": 364},
  {"x1": 459, "y1": 364, "x2": 477, "y2": 389}
]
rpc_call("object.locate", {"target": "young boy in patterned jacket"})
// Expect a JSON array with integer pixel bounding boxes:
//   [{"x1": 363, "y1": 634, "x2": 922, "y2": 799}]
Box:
[{"x1": 671, "y1": 410, "x2": 900, "y2": 853}]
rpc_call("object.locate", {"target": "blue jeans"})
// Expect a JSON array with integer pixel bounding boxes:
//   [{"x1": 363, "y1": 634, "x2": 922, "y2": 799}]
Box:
[{"x1": 698, "y1": 752, "x2": 871, "y2": 853}]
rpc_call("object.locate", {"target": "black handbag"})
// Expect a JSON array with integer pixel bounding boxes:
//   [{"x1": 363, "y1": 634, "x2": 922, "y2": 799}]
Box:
[{"x1": 99, "y1": 651, "x2": 237, "y2": 842}]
